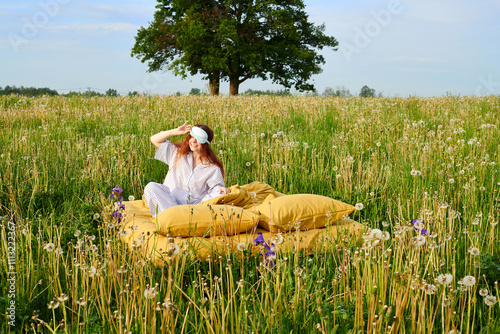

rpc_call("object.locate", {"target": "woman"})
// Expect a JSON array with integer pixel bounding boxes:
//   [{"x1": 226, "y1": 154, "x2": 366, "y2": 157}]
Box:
[{"x1": 144, "y1": 121, "x2": 230, "y2": 217}]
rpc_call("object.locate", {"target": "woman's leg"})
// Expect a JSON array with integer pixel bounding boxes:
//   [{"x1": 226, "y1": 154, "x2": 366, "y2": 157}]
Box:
[{"x1": 143, "y1": 182, "x2": 178, "y2": 217}]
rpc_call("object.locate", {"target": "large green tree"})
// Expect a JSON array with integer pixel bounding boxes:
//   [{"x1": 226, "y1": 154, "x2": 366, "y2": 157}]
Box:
[{"x1": 131, "y1": 0, "x2": 338, "y2": 95}]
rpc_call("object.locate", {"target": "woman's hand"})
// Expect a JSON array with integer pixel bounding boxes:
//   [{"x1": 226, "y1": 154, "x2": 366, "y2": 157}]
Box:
[
  {"x1": 150, "y1": 121, "x2": 192, "y2": 148},
  {"x1": 218, "y1": 187, "x2": 230, "y2": 195},
  {"x1": 176, "y1": 121, "x2": 191, "y2": 136}
]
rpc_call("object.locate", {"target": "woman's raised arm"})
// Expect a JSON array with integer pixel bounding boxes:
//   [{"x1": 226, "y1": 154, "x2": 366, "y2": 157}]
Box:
[{"x1": 150, "y1": 121, "x2": 191, "y2": 148}]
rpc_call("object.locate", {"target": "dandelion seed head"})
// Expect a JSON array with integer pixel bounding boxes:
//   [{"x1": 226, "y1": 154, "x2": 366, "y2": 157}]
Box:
[
  {"x1": 56, "y1": 294, "x2": 68, "y2": 302},
  {"x1": 74, "y1": 240, "x2": 83, "y2": 249},
  {"x1": 484, "y1": 295, "x2": 497, "y2": 306},
  {"x1": 413, "y1": 235, "x2": 426, "y2": 247},
  {"x1": 479, "y1": 289, "x2": 489, "y2": 297},
  {"x1": 117, "y1": 266, "x2": 128, "y2": 274},
  {"x1": 355, "y1": 203, "x2": 364, "y2": 211},
  {"x1": 423, "y1": 284, "x2": 436, "y2": 295},
  {"x1": 468, "y1": 247, "x2": 480, "y2": 256},
  {"x1": 237, "y1": 242, "x2": 247, "y2": 252},
  {"x1": 47, "y1": 301, "x2": 60, "y2": 309},
  {"x1": 166, "y1": 242, "x2": 180, "y2": 256},
  {"x1": 294, "y1": 220, "x2": 301, "y2": 230},
  {"x1": 459, "y1": 275, "x2": 476, "y2": 287},
  {"x1": 76, "y1": 298, "x2": 87, "y2": 306},
  {"x1": 44, "y1": 243, "x2": 55, "y2": 252},
  {"x1": 370, "y1": 228, "x2": 383, "y2": 240},
  {"x1": 410, "y1": 169, "x2": 421, "y2": 176},
  {"x1": 271, "y1": 233, "x2": 284, "y2": 245},
  {"x1": 144, "y1": 286, "x2": 157, "y2": 299},
  {"x1": 128, "y1": 195, "x2": 135, "y2": 201},
  {"x1": 88, "y1": 266, "x2": 97, "y2": 277}
]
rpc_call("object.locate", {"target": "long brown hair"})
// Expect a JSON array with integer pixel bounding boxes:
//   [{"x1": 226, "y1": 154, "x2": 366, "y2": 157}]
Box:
[{"x1": 173, "y1": 124, "x2": 225, "y2": 177}]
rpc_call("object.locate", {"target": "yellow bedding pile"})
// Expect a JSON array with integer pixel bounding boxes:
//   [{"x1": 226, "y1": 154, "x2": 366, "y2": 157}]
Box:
[{"x1": 120, "y1": 182, "x2": 366, "y2": 265}]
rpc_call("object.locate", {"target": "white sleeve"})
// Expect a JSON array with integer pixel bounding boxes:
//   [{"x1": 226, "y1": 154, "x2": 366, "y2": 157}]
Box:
[
  {"x1": 201, "y1": 167, "x2": 225, "y2": 202},
  {"x1": 154, "y1": 140, "x2": 177, "y2": 166}
]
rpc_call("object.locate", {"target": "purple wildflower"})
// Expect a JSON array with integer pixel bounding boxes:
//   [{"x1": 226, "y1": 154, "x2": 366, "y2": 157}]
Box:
[
  {"x1": 112, "y1": 210, "x2": 122, "y2": 223},
  {"x1": 263, "y1": 246, "x2": 276, "y2": 268},
  {"x1": 411, "y1": 219, "x2": 423, "y2": 225},
  {"x1": 110, "y1": 185, "x2": 124, "y2": 201},
  {"x1": 110, "y1": 186, "x2": 125, "y2": 223},
  {"x1": 254, "y1": 233, "x2": 265, "y2": 245},
  {"x1": 265, "y1": 248, "x2": 275, "y2": 258},
  {"x1": 411, "y1": 218, "x2": 426, "y2": 233},
  {"x1": 254, "y1": 232, "x2": 277, "y2": 268}
]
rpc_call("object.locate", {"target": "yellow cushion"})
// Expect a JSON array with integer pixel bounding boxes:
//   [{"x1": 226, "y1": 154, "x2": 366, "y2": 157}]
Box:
[
  {"x1": 156, "y1": 204, "x2": 259, "y2": 237},
  {"x1": 255, "y1": 194, "x2": 355, "y2": 232}
]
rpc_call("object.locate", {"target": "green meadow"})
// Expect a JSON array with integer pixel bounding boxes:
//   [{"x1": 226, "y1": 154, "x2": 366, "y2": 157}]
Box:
[{"x1": 1, "y1": 95, "x2": 499, "y2": 333}]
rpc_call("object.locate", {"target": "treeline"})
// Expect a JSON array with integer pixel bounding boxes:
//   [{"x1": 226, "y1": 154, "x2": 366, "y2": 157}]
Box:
[
  {"x1": 186, "y1": 88, "x2": 292, "y2": 96},
  {"x1": 315, "y1": 85, "x2": 382, "y2": 98},
  {"x1": 1, "y1": 85, "x2": 382, "y2": 98},
  {"x1": 242, "y1": 89, "x2": 291, "y2": 96},
  {"x1": 0, "y1": 85, "x2": 59, "y2": 96},
  {"x1": 0, "y1": 86, "x2": 121, "y2": 97}
]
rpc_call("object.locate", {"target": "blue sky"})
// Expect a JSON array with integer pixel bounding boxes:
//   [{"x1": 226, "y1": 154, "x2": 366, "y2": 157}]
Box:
[{"x1": 1, "y1": 0, "x2": 499, "y2": 96}]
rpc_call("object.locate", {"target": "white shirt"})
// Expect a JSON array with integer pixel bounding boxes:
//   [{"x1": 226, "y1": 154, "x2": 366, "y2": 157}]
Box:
[{"x1": 155, "y1": 140, "x2": 225, "y2": 204}]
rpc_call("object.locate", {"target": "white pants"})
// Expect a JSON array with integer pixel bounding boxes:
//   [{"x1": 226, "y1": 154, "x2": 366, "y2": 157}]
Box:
[{"x1": 143, "y1": 182, "x2": 180, "y2": 217}]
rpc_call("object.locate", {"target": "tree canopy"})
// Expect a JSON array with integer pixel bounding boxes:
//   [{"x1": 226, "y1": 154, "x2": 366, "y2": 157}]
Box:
[
  {"x1": 359, "y1": 85, "x2": 376, "y2": 98},
  {"x1": 131, "y1": 0, "x2": 338, "y2": 95}
]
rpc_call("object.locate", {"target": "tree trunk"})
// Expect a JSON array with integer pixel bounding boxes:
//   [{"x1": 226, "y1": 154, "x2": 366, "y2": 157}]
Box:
[
  {"x1": 209, "y1": 72, "x2": 220, "y2": 96},
  {"x1": 229, "y1": 75, "x2": 239, "y2": 95}
]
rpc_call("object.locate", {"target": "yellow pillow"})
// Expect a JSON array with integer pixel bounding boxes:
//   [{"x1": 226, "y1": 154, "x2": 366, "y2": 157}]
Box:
[
  {"x1": 255, "y1": 194, "x2": 355, "y2": 232},
  {"x1": 156, "y1": 204, "x2": 259, "y2": 237}
]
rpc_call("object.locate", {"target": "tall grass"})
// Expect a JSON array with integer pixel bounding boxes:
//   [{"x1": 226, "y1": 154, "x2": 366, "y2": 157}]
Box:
[{"x1": 1, "y1": 95, "x2": 499, "y2": 333}]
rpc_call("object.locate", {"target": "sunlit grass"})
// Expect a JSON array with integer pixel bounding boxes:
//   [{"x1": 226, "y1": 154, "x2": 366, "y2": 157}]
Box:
[{"x1": 1, "y1": 95, "x2": 499, "y2": 333}]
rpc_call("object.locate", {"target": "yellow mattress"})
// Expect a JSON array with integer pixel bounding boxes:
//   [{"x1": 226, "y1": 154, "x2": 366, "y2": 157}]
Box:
[{"x1": 119, "y1": 182, "x2": 366, "y2": 265}]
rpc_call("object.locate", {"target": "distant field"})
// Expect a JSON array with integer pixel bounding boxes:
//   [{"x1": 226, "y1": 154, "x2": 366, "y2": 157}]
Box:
[{"x1": 1, "y1": 95, "x2": 499, "y2": 333}]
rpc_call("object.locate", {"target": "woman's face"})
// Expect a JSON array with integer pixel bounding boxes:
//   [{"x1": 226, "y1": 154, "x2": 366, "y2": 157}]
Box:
[{"x1": 189, "y1": 136, "x2": 202, "y2": 153}]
